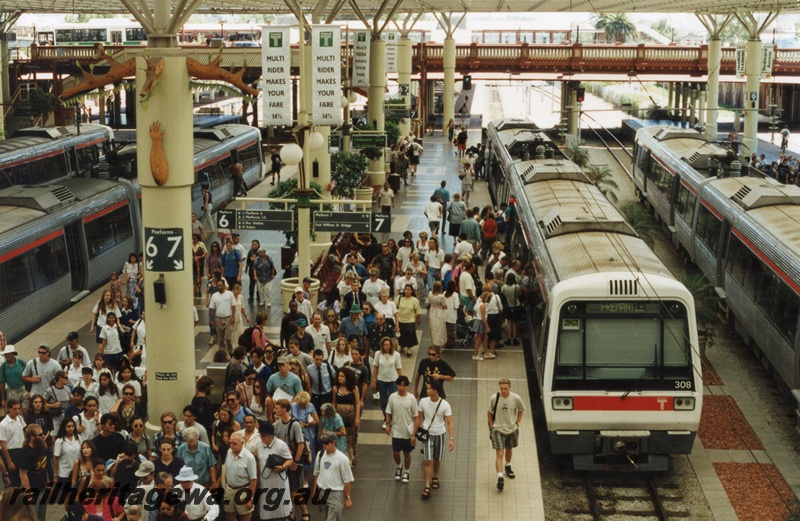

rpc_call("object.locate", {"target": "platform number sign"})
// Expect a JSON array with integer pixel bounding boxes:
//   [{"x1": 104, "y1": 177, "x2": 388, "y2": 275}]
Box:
[
  {"x1": 217, "y1": 209, "x2": 236, "y2": 229},
  {"x1": 372, "y1": 212, "x2": 391, "y2": 233},
  {"x1": 144, "y1": 228, "x2": 185, "y2": 272}
]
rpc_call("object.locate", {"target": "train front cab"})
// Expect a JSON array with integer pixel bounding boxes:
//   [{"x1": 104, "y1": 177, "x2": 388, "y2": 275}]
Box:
[{"x1": 536, "y1": 280, "x2": 701, "y2": 471}]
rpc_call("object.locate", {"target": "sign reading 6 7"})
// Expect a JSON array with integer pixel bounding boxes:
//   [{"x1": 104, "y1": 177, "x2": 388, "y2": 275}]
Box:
[{"x1": 144, "y1": 227, "x2": 185, "y2": 272}]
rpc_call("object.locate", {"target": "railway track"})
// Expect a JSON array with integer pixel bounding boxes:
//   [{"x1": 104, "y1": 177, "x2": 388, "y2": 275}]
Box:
[{"x1": 560, "y1": 474, "x2": 690, "y2": 520}]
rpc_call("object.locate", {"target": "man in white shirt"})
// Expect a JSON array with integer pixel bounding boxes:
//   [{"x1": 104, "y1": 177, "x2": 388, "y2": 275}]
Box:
[
  {"x1": 179, "y1": 405, "x2": 210, "y2": 445},
  {"x1": 307, "y1": 313, "x2": 332, "y2": 355},
  {"x1": 313, "y1": 432, "x2": 354, "y2": 519},
  {"x1": 362, "y1": 269, "x2": 390, "y2": 305},
  {"x1": 219, "y1": 432, "x2": 257, "y2": 521},
  {"x1": 293, "y1": 287, "x2": 314, "y2": 320},
  {"x1": 174, "y1": 466, "x2": 220, "y2": 521},
  {"x1": 424, "y1": 195, "x2": 443, "y2": 235},
  {"x1": 377, "y1": 182, "x2": 395, "y2": 214},
  {"x1": 384, "y1": 376, "x2": 418, "y2": 484},
  {"x1": 410, "y1": 381, "x2": 454, "y2": 500},
  {"x1": 57, "y1": 332, "x2": 91, "y2": 368},
  {"x1": 0, "y1": 398, "x2": 26, "y2": 486},
  {"x1": 488, "y1": 378, "x2": 526, "y2": 491},
  {"x1": 454, "y1": 235, "x2": 474, "y2": 261},
  {"x1": 458, "y1": 262, "x2": 477, "y2": 313},
  {"x1": 209, "y1": 280, "x2": 237, "y2": 354}
]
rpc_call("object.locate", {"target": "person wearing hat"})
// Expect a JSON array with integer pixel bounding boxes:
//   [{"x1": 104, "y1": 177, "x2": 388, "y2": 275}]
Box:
[
  {"x1": 173, "y1": 465, "x2": 219, "y2": 521},
  {"x1": 288, "y1": 317, "x2": 315, "y2": 354},
  {"x1": 22, "y1": 343, "x2": 61, "y2": 398},
  {"x1": 265, "y1": 357, "x2": 303, "y2": 398},
  {"x1": 58, "y1": 332, "x2": 91, "y2": 369},
  {"x1": 255, "y1": 421, "x2": 293, "y2": 521},
  {"x1": 0, "y1": 344, "x2": 27, "y2": 412},
  {"x1": 127, "y1": 459, "x2": 157, "y2": 506},
  {"x1": 338, "y1": 304, "x2": 367, "y2": 354},
  {"x1": 44, "y1": 370, "x2": 73, "y2": 434},
  {"x1": 293, "y1": 287, "x2": 314, "y2": 321},
  {"x1": 312, "y1": 431, "x2": 354, "y2": 520}
]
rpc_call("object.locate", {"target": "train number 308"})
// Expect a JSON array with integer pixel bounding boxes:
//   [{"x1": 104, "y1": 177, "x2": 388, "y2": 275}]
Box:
[{"x1": 674, "y1": 380, "x2": 692, "y2": 389}]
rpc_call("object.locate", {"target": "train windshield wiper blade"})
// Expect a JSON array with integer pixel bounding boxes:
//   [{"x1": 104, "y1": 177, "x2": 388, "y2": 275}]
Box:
[{"x1": 621, "y1": 358, "x2": 658, "y2": 400}]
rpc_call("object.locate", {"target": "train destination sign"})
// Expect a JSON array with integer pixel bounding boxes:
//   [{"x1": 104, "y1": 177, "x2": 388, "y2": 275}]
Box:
[
  {"x1": 352, "y1": 132, "x2": 386, "y2": 149},
  {"x1": 586, "y1": 302, "x2": 661, "y2": 314},
  {"x1": 314, "y1": 211, "x2": 371, "y2": 232},
  {"x1": 217, "y1": 209, "x2": 294, "y2": 231},
  {"x1": 144, "y1": 227, "x2": 185, "y2": 272}
]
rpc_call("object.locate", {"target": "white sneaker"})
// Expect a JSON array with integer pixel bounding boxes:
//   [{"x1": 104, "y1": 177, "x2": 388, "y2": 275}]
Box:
[
  {"x1": 381, "y1": 422, "x2": 387, "y2": 430},
  {"x1": 485, "y1": 353, "x2": 496, "y2": 359},
  {"x1": 267, "y1": 302, "x2": 272, "y2": 308},
  {"x1": 402, "y1": 471, "x2": 410, "y2": 484},
  {"x1": 472, "y1": 356, "x2": 484, "y2": 361}
]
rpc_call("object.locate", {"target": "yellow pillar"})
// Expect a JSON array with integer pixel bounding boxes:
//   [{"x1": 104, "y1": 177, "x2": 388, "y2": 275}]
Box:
[
  {"x1": 705, "y1": 37, "x2": 722, "y2": 140},
  {"x1": 138, "y1": 52, "x2": 197, "y2": 428},
  {"x1": 442, "y1": 37, "x2": 455, "y2": 133},
  {"x1": 742, "y1": 38, "x2": 762, "y2": 157},
  {"x1": 367, "y1": 36, "x2": 386, "y2": 187},
  {"x1": 398, "y1": 35, "x2": 413, "y2": 138}
]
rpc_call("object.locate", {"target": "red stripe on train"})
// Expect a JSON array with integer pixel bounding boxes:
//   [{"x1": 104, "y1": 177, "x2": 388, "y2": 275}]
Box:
[
  {"x1": 572, "y1": 396, "x2": 674, "y2": 411},
  {"x1": 0, "y1": 230, "x2": 64, "y2": 264}
]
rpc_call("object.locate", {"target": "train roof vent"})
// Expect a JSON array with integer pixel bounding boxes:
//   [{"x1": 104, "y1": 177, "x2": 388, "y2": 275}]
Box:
[
  {"x1": 520, "y1": 160, "x2": 589, "y2": 185},
  {"x1": 11, "y1": 126, "x2": 72, "y2": 139},
  {"x1": 0, "y1": 184, "x2": 75, "y2": 212},
  {"x1": 609, "y1": 279, "x2": 639, "y2": 296},
  {"x1": 652, "y1": 127, "x2": 704, "y2": 142},
  {"x1": 540, "y1": 207, "x2": 637, "y2": 239},
  {"x1": 193, "y1": 128, "x2": 234, "y2": 141},
  {"x1": 732, "y1": 180, "x2": 800, "y2": 210}
]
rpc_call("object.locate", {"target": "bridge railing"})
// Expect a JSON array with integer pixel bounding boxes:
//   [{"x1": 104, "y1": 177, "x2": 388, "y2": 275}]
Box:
[{"x1": 22, "y1": 42, "x2": 800, "y2": 76}]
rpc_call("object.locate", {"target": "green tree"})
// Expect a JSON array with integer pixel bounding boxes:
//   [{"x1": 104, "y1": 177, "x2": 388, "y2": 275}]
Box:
[
  {"x1": 621, "y1": 203, "x2": 657, "y2": 249},
  {"x1": 330, "y1": 151, "x2": 368, "y2": 199},
  {"x1": 592, "y1": 13, "x2": 639, "y2": 43},
  {"x1": 65, "y1": 13, "x2": 116, "y2": 23},
  {"x1": 564, "y1": 141, "x2": 590, "y2": 168},
  {"x1": 29, "y1": 88, "x2": 56, "y2": 125},
  {"x1": 585, "y1": 165, "x2": 619, "y2": 203},
  {"x1": 650, "y1": 18, "x2": 675, "y2": 40},
  {"x1": 719, "y1": 18, "x2": 749, "y2": 46}
]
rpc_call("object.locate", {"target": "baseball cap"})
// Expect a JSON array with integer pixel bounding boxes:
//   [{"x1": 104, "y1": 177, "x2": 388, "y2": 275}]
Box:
[
  {"x1": 135, "y1": 460, "x2": 155, "y2": 477},
  {"x1": 294, "y1": 287, "x2": 303, "y2": 294}
]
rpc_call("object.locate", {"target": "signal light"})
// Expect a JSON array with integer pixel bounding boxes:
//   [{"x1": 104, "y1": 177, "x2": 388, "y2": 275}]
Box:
[
  {"x1": 576, "y1": 87, "x2": 586, "y2": 103},
  {"x1": 462, "y1": 75, "x2": 472, "y2": 90}
]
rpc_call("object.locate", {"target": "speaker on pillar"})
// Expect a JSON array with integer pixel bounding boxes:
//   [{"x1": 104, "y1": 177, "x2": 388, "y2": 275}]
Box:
[
  {"x1": 462, "y1": 75, "x2": 472, "y2": 91},
  {"x1": 576, "y1": 88, "x2": 586, "y2": 103}
]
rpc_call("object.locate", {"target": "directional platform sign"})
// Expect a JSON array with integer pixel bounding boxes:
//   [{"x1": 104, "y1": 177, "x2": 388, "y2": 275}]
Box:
[
  {"x1": 386, "y1": 106, "x2": 411, "y2": 120},
  {"x1": 314, "y1": 212, "x2": 371, "y2": 232},
  {"x1": 352, "y1": 132, "x2": 386, "y2": 149},
  {"x1": 217, "y1": 209, "x2": 294, "y2": 231},
  {"x1": 372, "y1": 212, "x2": 391, "y2": 233},
  {"x1": 144, "y1": 228, "x2": 185, "y2": 272}
]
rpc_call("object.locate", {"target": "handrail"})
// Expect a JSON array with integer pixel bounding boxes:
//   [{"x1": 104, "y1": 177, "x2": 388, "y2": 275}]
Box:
[
  {"x1": 2, "y1": 84, "x2": 23, "y2": 120},
  {"x1": 16, "y1": 42, "x2": 800, "y2": 77}
]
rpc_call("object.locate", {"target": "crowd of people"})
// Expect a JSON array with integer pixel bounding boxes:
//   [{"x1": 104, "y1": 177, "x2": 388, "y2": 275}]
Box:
[{"x1": 0, "y1": 128, "x2": 539, "y2": 521}]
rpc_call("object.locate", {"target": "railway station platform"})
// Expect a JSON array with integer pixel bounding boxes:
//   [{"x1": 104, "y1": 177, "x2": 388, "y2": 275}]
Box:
[{"x1": 4, "y1": 128, "x2": 546, "y2": 521}]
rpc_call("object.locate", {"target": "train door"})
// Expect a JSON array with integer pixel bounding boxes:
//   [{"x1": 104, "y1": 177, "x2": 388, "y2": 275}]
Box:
[
  {"x1": 64, "y1": 221, "x2": 88, "y2": 293},
  {"x1": 111, "y1": 31, "x2": 122, "y2": 44}
]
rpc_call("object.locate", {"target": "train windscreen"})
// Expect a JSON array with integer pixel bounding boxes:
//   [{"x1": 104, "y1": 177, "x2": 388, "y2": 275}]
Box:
[{"x1": 552, "y1": 300, "x2": 695, "y2": 392}]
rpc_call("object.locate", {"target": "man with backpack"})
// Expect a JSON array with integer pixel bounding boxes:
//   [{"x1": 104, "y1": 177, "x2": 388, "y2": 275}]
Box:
[
  {"x1": 253, "y1": 248, "x2": 276, "y2": 308},
  {"x1": 273, "y1": 398, "x2": 309, "y2": 521},
  {"x1": 224, "y1": 347, "x2": 248, "y2": 396},
  {"x1": 487, "y1": 378, "x2": 525, "y2": 491}
]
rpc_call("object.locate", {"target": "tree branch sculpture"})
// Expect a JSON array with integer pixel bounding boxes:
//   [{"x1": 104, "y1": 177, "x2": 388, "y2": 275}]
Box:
[
  {"x1": 60, "y1": 47, "x2": 135, "y2": 101},
  {"x1": 186, "y1": 49, "x2": 260, "y2": 98}
]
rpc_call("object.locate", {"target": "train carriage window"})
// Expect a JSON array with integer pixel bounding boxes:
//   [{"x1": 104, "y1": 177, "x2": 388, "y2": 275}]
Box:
[
  {"x1": 126, "y1": 28, "x2": 147, "y2": 42},
  {"x1": 0, "y1": 235, "x2": 68, "y2": 311},
  {"x1": 647, "y1": 161, "x2": 674, "y2": 199},
  {"x1": 84, "y1": 205, "x2": 133, "y2": 259},
  {"x1": 56, "y1": 29, "x2": 74, "y2": 43},
  {"x1": 772, "y1": 283, "x2": 799, "y2": 342},
  {"x1": 634, "y1": 145, "x2": 649, "y2": 172},
  {"x1": 695, "y1": 206, "x2": 721, "y2": 255},
  {"x1": 75, "y1": 145, "x2": 100, "y2": 176},
  {"x1": 675, "y1": 184, "x2": 696, "y2": 225},
  {"x1": 238, "y1": 143, "x2": 260, "y2": 173}
]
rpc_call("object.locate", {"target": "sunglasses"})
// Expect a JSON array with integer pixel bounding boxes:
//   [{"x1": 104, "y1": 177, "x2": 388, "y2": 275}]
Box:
[
  {"x1": 162, "y1": 420, "x2": 175, "y2": 425},
  {"x1": 227, "y1": 398, "x2": 237, "y2": 403},
  {"x1": 264, "y1": 351, "x2": 273, "y2": 354},
  {"x1": 428, "y1": 353, "x2": 439, "y2": 357},
  {"x1": 124, "y1": 392, "x2": 134, "y2": 396}
]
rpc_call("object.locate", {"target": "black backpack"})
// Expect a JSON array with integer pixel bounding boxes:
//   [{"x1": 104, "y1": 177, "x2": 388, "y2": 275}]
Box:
[
  {"x1": 288, "y1": 419, "x2": 312, "y2": 465},
  {"x1": 238, "y1": 327, "x2": 258, "y2": 351}
]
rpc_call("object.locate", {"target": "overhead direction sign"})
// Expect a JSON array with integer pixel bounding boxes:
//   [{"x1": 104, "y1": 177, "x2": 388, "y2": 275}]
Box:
[
  {"x1": 314, "y1": 211, "x2": 371, "y2": 232},
  {"x1": 218, "y1": 209, "x2": 294, "y2": 231},
  {"x1": 386, "y1": 106, "x2": 411, "y2": 120},
  {"x1": 372, "y1": 212, "x2": 391, "y2": 233},
  {"x1": 351, "y1": 132, "x2": 386, "y2": 149},
  {"x1": 144, "y1": 227, "x2": 185, "y2": 272}
]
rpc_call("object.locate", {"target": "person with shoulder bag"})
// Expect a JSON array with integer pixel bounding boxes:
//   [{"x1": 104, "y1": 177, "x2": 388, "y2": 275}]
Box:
[
  {"x1": 487, "y1": 378, "x2": 525, "y2": 491},
  {"x1": 410, "y1": 381, "x2": 453, "y2": 500}
]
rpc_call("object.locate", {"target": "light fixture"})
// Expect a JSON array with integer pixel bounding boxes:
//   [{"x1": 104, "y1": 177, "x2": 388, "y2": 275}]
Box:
[
  {"x1": 349, "y1": 92, "x2": 358, "y2": 103},
  {"x1": 308, "y1": 131, "x2": 325, "y2": 151},
  {"x1": 280, "y1": 143, "x2": 303, "y2": 166},
  {"x1": 341, "y1": 95, "x2": 349, "y2": 108}
]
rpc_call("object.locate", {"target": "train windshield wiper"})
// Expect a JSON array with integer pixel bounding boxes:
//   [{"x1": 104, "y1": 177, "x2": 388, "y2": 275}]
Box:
[{"x1": 621, "y1": 348, "x2": 659, "y2": 400}]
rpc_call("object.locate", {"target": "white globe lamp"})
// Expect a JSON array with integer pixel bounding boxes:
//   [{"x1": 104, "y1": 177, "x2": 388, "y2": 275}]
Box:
[
  {"x1": 308, "y1": 131, "x2": 325, "y2": 151},
  {"x1": 280, "y1": 143, "x2": 303, "y2": 166}
]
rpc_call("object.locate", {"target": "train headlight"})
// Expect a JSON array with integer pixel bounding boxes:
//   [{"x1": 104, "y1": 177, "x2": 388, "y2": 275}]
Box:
[
  {"x1": 552, "y1": 397, "x2": 573, "y2": 410},
  {"x1": 673, "y1": 397, "x2": 695, "y2": 410}
]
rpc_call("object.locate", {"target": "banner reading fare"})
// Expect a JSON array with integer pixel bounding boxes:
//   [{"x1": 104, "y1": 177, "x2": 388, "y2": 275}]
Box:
[
  {"x1": 311, "y1": 25, "x2": 342, "y2": 125},
  {"x1": 352, "y1": 30, "x2": 370, "y2": 88},
  {"x1": 261, "y1": 26, "x2": 291, "y2": 126}
]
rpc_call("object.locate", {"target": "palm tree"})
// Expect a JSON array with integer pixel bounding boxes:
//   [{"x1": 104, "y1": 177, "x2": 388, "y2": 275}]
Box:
[
  {"x1": 592, "y1": 13, "x2": 639, "y2": 43},
  {"x1": 585, "y1": 165, "x2": 620, "y2": 203},
  {"x1": 564, "y1": 142, "x2": 590, "y2": 168},
  {"x1": 621, "y1": 203, "x2": 657, "y2": 249}
]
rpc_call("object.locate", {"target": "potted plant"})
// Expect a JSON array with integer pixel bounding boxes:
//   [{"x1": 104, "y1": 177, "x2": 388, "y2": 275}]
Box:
[
  {"x1": 330, "y1": 151, "x2": 368, "y2": 199},
  {"x1": 681, "y1": 272, "x2": 719, "y2": 357}
]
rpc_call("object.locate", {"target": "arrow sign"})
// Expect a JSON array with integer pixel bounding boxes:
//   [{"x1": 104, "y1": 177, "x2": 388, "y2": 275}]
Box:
[
  {"x1": 314, "y1": 212, "x2": 371, "y2": 232},
  {"x1": 144, "y1": 227, "x2": 185, "y2": 272}
]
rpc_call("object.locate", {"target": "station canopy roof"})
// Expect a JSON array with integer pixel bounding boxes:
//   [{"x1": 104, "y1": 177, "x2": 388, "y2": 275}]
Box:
[{"x1": 0, "y1": 0, "x2": 794, "y2": 15}]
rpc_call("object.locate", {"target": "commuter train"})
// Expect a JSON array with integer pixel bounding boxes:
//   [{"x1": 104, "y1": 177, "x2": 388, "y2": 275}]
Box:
[
  {"x1": 633, "y1": 126, "x2": 800, "y2": 394},
  {"x1": 0, "y1": 124, "x2": 113, "y2": 188},
  {"x1": 0, "y1": 124, "x2": 262, "y2": 342},
  {"x1": 486, "y1": 119, "x2": 702, "y2": 471}
]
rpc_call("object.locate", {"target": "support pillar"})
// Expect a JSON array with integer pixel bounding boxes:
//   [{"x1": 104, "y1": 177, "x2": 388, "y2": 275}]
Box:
[
  {"x1": 706, "y1": 37, "x2": 722, "y2": 139},
  {"x1": 680, "y1": 83, "x2": 688, "y2": 127},
  {"x1": 742, "y1": 38, "x2": 762, "y2": 157},
  {"x1": 442, "y1": 37, "x2": 455, "y2": 133},
  {"x1": 667, "y1": 82, "x2": 674, "y2": 116},
  {"x1": 689, "y1": 83, "x2": 698, "y2": 127},
  {"x1": 698, "y1": 85, "x2": 707, "y2": 130},
  {"x1": 568, "y1": 87, "x2": 580, "y2": 139},
  {"x1": 140, "y1": 52, "x2": 197, "y2": 430},
  {"x1": 367, "y1": 36, "x2": 386, "y2": 187},
  {"x1": 0, "y1": 38, "x2": 9, "y2": 105},
  {"x1": 98, "y1": 93, "x2": 106, "y2": 126},
  {"x1": 397, "y1": 35, "x2": 412, "y2": 138}
]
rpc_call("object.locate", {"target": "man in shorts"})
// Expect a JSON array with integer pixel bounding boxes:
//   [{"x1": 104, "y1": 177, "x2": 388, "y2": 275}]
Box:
[
  {"x1": 222, "y1": 431, "x2": 256, "y2": 521},
  {"x1": 487, "y1": 378, "x2": 526, "y2": 491},
  {"x1": 384, "y1": 375, "x2": 418, "y2": 484}
]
